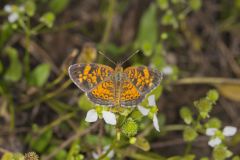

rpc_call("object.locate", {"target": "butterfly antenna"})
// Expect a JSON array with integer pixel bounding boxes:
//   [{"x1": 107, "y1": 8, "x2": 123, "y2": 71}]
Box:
[
  {"x1": 98, "y1": 51, "x2": 116, "y2": 65},
  {"x1": 120, "y1": 50, "x2": 141, "y2": 65}
]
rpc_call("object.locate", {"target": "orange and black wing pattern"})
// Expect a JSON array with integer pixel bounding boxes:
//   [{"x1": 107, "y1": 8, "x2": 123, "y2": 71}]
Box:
[
  {"x1": 87, "y1": 79, "x2": 115, "y2": 106},
  {"x1": 120, "y1": 79, "x2": 144, "y2": 106},
  {"x1": 68, "y1": 63, "x2": 114, "y2": 92},
  {"x1": 122, "y1": 66, "x2": 162, "y2": 106}
]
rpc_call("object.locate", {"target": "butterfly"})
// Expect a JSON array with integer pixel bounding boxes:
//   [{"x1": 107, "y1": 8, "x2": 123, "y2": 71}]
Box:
[{"x1": 68, "y1": 51, "x2": 163, "y2": 107}]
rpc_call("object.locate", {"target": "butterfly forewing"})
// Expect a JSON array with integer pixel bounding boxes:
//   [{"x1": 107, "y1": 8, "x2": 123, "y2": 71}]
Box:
[
  {"x1": 68, "y1": 63, "x2": 114, "y2": 92},
  {"x1": 87, "y1": 79, "x2": 115, "y2": 106}
]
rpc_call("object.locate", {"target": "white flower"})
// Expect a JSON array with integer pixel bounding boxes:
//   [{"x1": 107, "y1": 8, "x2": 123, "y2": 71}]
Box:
[
  {"x1": 137, "y1": 95, "x2": 160, "y2": 132},
  {"x1": 92, "y1": 145, "x2": 114, "y2": 159},
  {"x1": 162, "y1": 66, "x2": 173, "y2": 75},
  {"x1": 153, "y1": 114, "x2": 160, "y2": 132},
  {"x1": 8, "y1": 12, "x2": 19, "y2": 23},
  {"x1": 85, "y1": 109, "x2": 98, "y2": 122},
  {"x1": 137, "y1": 105, "x2": 149, "y2": 116},
  {"x1": 102, "y1": 111, "x2": 116, "y2": 125},
  {"x1": 223, "y1": 126, "x2": 237, "y2": 137},
  {"x1": 85, "y1": 109, "x2": 116, "y2": 125},
  {"x1": 4, "y1": 5, "x2": 12, "y2": 13},
  {"x1": 208, "y1": 137, "x2": 222, "y2": 147},
  {"x1": 148, "y1": 95, "x2": 156, "y2": 106},
  {"x1": 206, "y1": 128, "x2": 217, "y2": 136}
]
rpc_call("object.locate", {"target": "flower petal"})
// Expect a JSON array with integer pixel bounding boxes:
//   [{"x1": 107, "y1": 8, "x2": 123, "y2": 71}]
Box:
[
  {"x1": 153, "y1": 114, "x2": 160, "y2": 132},
  {"x1": 4, "y1": 5, "x2": 12, "y2": 13},
  {"x1": 85, "y1": 109, "x2": 98, "y2": 122},
  {"x1": 148, "y1": 95, "x2": 156, "y2": 106},
  {"x1": 223, "y1": 126, "x2": 237, "y2": 137},
  {"x1": 102, "y1": 111, "x2": 116, "y2": 125},
  {"x1": 137, "y1": 105, "x2": 150, "y2": 116},
  {"x1": 208, "y1": 137, "x2": 221, "y2": 147},
  {"x1": 206, "y1": 128, "x2": 217, "y2": 136},
  {"x1": 162, "y1": 66, "x2": 173, "y2": 75},
  {"x1": 8, "y1": 13, "x2": 19, "y2": 23}
]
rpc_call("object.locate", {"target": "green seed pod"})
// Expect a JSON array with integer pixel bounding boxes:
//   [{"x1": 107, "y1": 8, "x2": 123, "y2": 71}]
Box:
[{"x1": 122, "y1": 118, "x2": 138, "y2": 137}]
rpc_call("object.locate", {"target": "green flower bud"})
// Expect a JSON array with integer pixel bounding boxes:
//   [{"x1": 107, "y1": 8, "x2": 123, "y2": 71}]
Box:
[
  {"x1": 213, "y1": 146, "x2": 232, "y2": 160},
  {"x1": 180, "y1": 107, "x2": 193, "y2": 124},
  {"x1": 205, "y1": 118, "x2": 222, "y2": 129},
  {"x1": 24, "y1": 152, "x2": 39, "y2": 160},
  {"x1": 183, "y1": 127, "x2": 198, "y2": 142},
  {"x1": 122, "y1": 118, "x2": 138, "y2": 137},
  {"x1": 207, "y1": 89, "x2": 219, "y2": 103},
  {"x1": 232, "y1": 156, "x2": 240, "y2": 160},
  {"x1": 129, "y1": 137, "x2": 137, "y2": 144},
  {"x1": 194, "y1": 98, "x2": 212, "y2": 119}
]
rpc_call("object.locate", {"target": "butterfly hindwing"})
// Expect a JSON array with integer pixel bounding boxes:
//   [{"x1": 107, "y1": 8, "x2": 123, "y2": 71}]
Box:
[
  {"x1": 68, "y1": 63, "x2": 114, "y2": 92},
  {"x1": 120, "y1": 78, "x2": 144, "y2": 106}
]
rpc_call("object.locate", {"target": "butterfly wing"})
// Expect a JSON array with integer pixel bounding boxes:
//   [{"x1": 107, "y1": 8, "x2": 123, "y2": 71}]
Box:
[
  {"x1": 121, "y1": 66, "x2": 162, "y2": 106},
  {"x1": 68, "y1": 63, "x2": 114, "y2": 92},
  {"x1": 120, "y1": 79, "x2": 144, "y2": 106},
  {"x1": 87, "y1": 79, "x2": 115, "y2": 106}
]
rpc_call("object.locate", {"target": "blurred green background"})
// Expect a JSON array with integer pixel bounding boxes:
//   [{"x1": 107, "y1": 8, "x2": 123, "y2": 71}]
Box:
[{"x1": 1, "y1": 0, "x2": 240, "y2": 159}]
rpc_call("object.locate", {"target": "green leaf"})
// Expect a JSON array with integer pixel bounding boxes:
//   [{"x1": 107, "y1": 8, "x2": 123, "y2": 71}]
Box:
[
  {"x1": 4, "y1": 47, "x2": 22, "y2": 82},
  {"x1": 78, "y1": 94, "x2": 94, "y2": 111},
  {"x1": 183, "y1": 127, "x2": 198, "y2": 142},
  {"x1": 213, "y1": 146, "x2": 233, "y2": 160},
  {"x1": 207, "y1": 89, "x2": 219, "y2": 103},
  {"x1": 205, "y1": 118, "x2": 222, "y2": 129},
  {"x1": 49, "y1": 0, "x2": 70, "y2": 14},
  {"x1": 25, "y1": 1, "x2": 36, "y2": 17},
  {"x1": 161, "y1": 9, "x2": 178, "y2": 29},
  {"x1": 30, "y1": 129, "x2": 53, "y2": 153},
  {"x1": 189, "y1": 0, "x2": 202, "y2": 11},
  {"x1": 0, "y1": 23, "x2": 13, "y2": 49},
  {"x1": 135, "y1": 3, "x2": 158, "y2": 56},
  {"x1": 180, "y1": 107, "x2": 193, "y2": 124},
  {"x1": 157, "y1": 0, "x2": 169, "y2": 10},
  {"x1": 134, "y1": 136, "x2": 150, "y2": 151},
  {"x1": 29, "y1": 63, "x2": 51, "y2": 87},
  {"x1": 40, "y1": 12, "x2": 55, "y2": 28}
]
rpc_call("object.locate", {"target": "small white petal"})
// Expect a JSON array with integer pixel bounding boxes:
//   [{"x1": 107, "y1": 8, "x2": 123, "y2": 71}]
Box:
[
  {"x1": 208, "y1": 137, "x2": 222, "y2": 147},
  {"x1": 19, "y1": 5, "x2": 25, "y2": 12},
  {"x1": 8, "y1": 13, "x2": 19, "y2": 23},
  {"x1": 153, "y1": 114, "x2": 160, "y2": 132},
  {"x1": 85, "y1": 109, "x2": 98, "y2": 122},
  {"x1": 92, "y1": 152, "x2": 99, "y2": 159},
  {"x1": 4, "y1": 5, "x2": 12, "y2": 12},
  {"x1": 137, "y1": 105, "x2": 150, "y2": 116},
  {"x1": 206, "y1": 128, "x2": 217, "y2": 136},
  {"x1": 148, "y1": 95, "x2": 156, "y2": 106},
  {"x1": 102, "y1": 111, "x2": 116, "y2": 125},
  {"x1": 162, "y1": 66, "x2": 173, "y2": 75},
  {"x1": 103, "y1": 145, "x2": 114, "y2": 158},
  {"x1": 223, "y1": 126, "x2": 237, "y2": 137}
]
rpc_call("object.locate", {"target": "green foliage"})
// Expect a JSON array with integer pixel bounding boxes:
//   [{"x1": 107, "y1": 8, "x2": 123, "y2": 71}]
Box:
[
  {"x1": 213, "y1": 146, "x2": 233, "y2": 160},
  {"x1": 180, "y1": 107, "x2": 193, "y2": 124},
  {"x1": 30, "y1": 129, "x2": 53, "y2": 153},
  {"x1": 40, "y1": 12, "x2": 55, "y2": 28},
  {"x1": 25, "y1": 1, "x2": 36, "y2": 17},
  {"x1": 28, "y1": 63, "x2": 51, "y2": 87},
  {"x1": 183, "y1": 126, "x2": 198, "y2": 142},
  {"x1": 135, "y1": 3, "x2": 157, "y2": 56},
  {"x1": 49, "y1": 0, "x2": 70, "y2": 14},
  {"x1": 4, "y1": 47, "x2": 22, "y2": 82}
]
